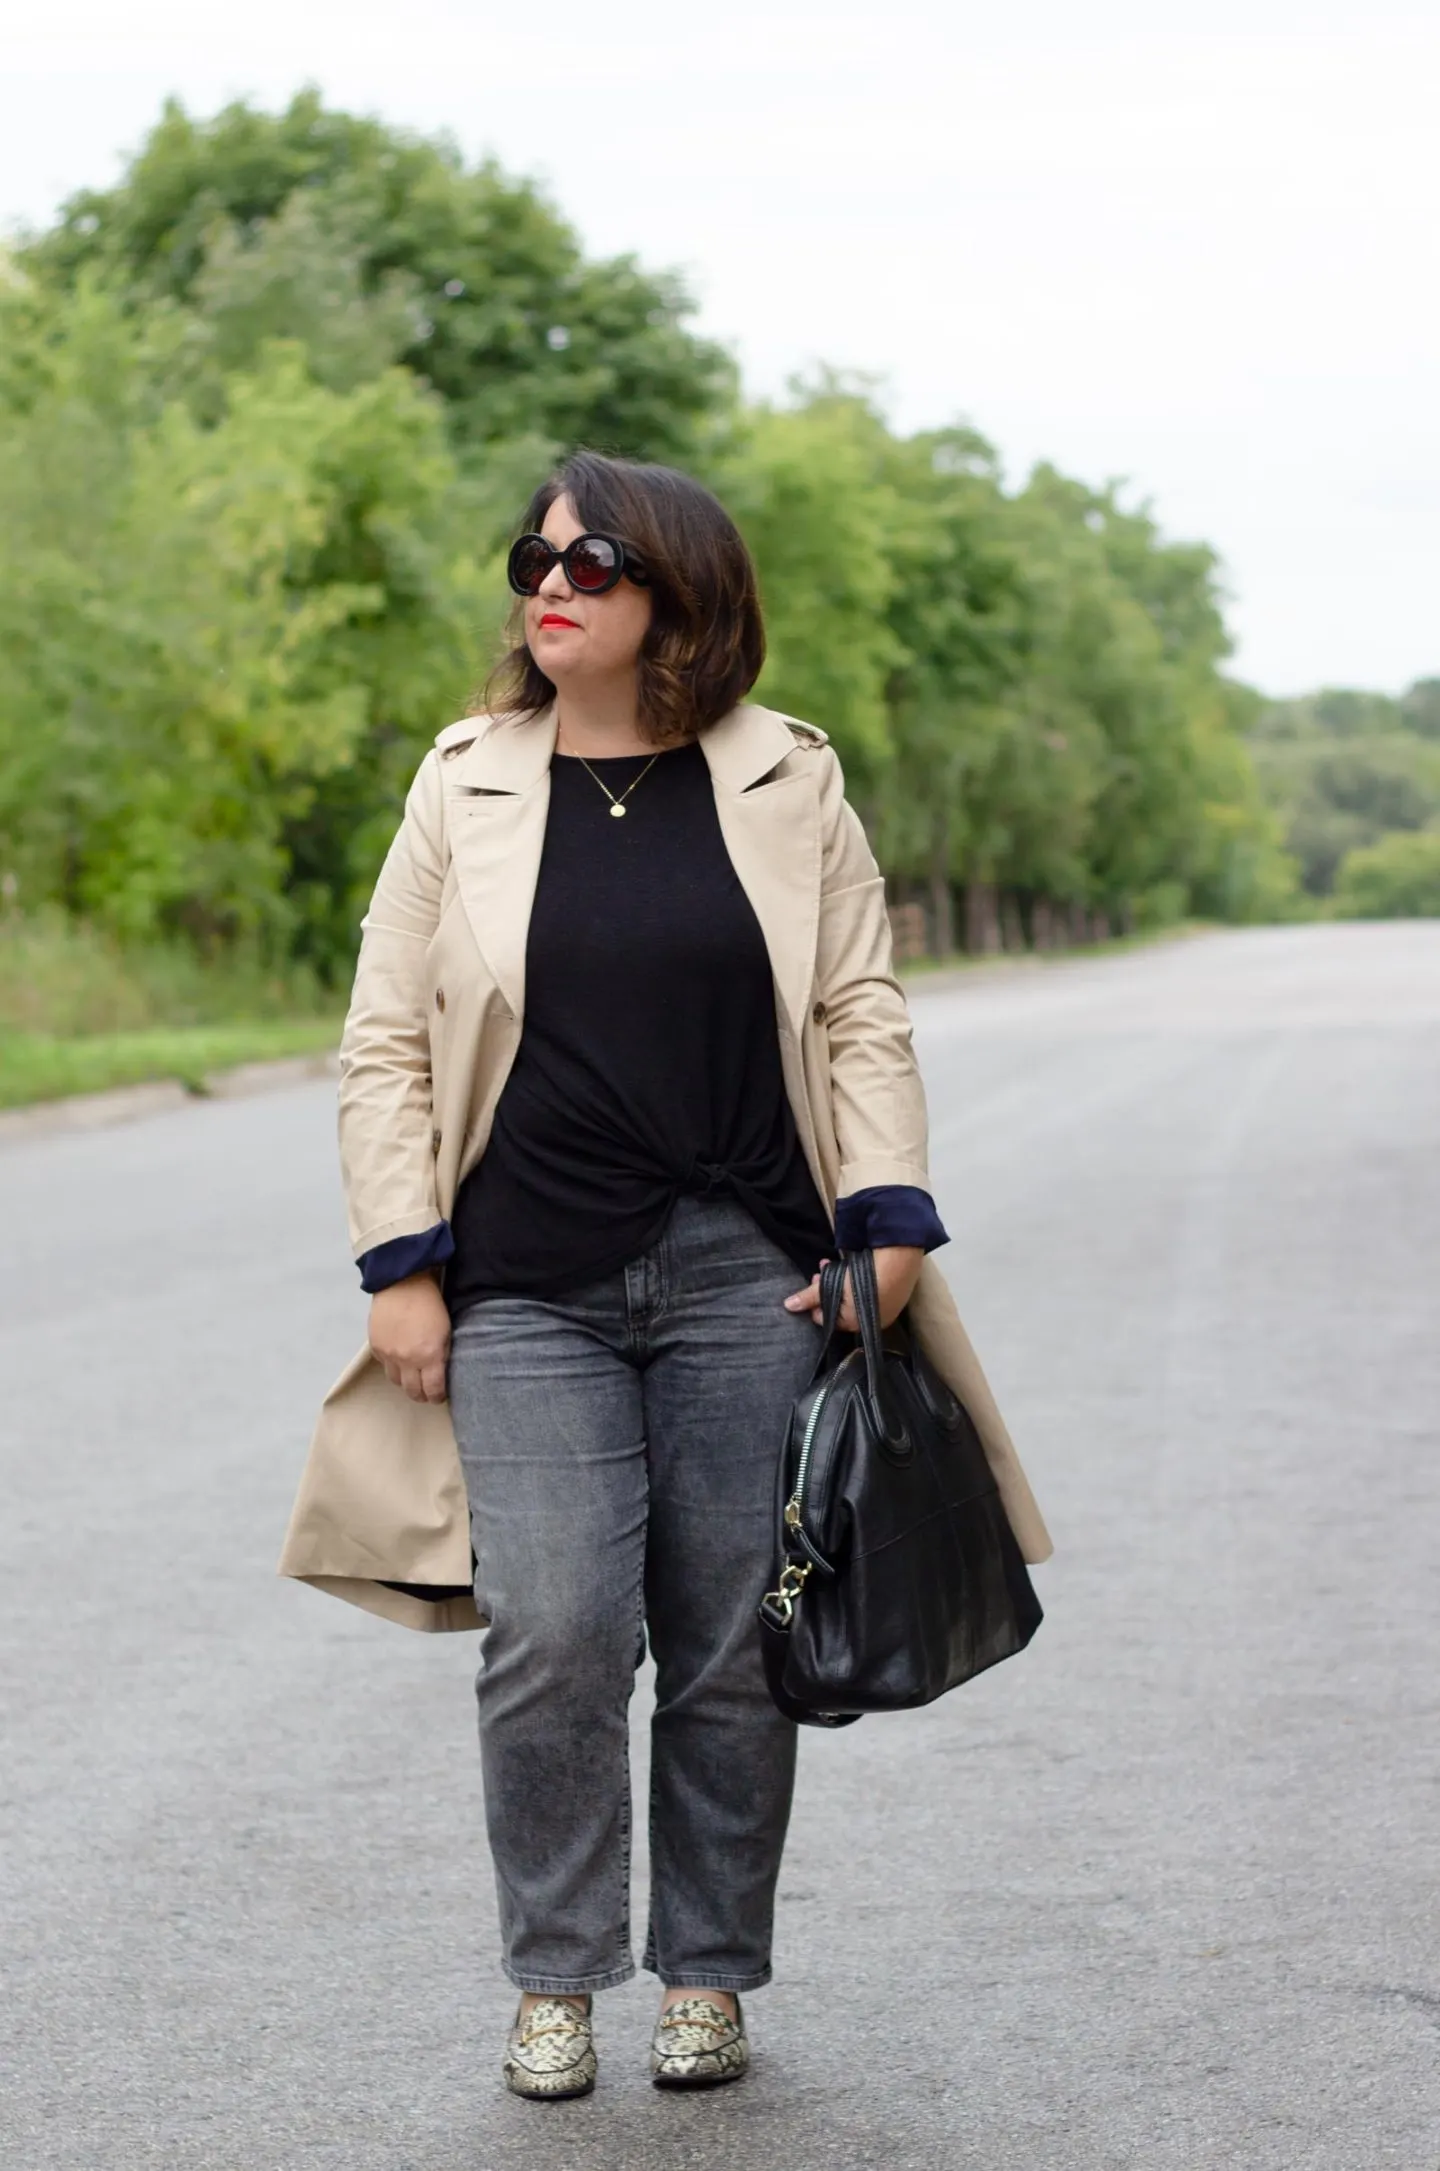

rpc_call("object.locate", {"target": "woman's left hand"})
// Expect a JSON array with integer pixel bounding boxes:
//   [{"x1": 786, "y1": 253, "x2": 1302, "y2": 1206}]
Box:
[{"x1": 784, "y1": 1245, "x2": 925, "y2": 1331}]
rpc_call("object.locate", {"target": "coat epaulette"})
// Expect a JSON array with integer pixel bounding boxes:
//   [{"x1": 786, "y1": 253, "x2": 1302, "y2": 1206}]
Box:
[
  {"x1": 434, "y1": 715, "x2": 485, "y2": 760},
  {"x1": 781, "y1": 716, "x2": 830, "y2": 749}
]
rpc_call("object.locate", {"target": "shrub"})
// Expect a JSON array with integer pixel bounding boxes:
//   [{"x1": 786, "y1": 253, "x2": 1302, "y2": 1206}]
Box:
[{"x1": 1331, "y1": 829, "x2": 1440, "y2": 919}]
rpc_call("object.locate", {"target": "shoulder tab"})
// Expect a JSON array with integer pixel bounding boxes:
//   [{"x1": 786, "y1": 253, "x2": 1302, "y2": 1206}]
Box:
[
  {"x1": 781, "y1": 715, "x2": 830, "y2": 748},
  {"x1": 434, "y1": 714, "x2": 485, "y2": 760}
]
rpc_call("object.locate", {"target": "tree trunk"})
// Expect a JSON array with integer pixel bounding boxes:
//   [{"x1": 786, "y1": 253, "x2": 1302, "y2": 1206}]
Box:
[
  {"x1": 928, "y1": 815, "x2": 954, "y2": 959},
  {"x1": 1001, "y1": 892, "x2": 1026, "y2": 954},
  {"x1": 965, "y1": 879, "x2": 1001, "y2": 955}
]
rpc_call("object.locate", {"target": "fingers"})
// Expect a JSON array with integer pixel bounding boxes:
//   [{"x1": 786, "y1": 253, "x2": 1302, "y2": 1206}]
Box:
[
  {"x1": 784, "y1": 1275, "x2": 821, "y2": 1313},
  {"x1": 369, "y1": 1279, "x2": 452, "y2": 1399},
  {"x1": 788, "y1": 1263, "x2": 863, "y2": 1331},
  {"x1": 789, "y1": 1252, "x2": 922, "y2": 1335},
  {"x1": 788, "y1": 1269, "x2": 857, "y2": 1330},
  {"x1": 376, "y1": 1345, "x2": 450, "y2": 1402},
  {"x1": 400, "y1": 1360, "x2": 448, "y2": 1403}
]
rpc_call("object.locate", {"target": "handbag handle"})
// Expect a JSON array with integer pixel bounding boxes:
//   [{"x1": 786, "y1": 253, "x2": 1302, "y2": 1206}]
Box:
[
  {"x1": 808, "y1": 1252, "x2": 886, "y2": 1380},
  {"x1": 816, "y1": 1254, "x2": 850, "y2": 1353},
  {"x1": 817, "y1": 1248, "x2": 909, "y2": 1456},
  {"x1": 850, "y1": 1247, "x2": 910, "y2": 1455}
]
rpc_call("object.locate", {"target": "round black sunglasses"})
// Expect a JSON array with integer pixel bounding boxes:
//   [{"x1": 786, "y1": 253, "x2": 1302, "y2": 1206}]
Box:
[{"x1": 506, "y1": 531, "x2": 651, "y2": 598}]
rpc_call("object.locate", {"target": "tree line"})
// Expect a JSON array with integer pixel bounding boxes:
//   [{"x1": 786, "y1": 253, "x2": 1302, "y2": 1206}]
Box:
[
  {"x1": 0, "y1": 92, "x2": 1424, "y2": 995},
  {"x1": 1246, "y1": 684, "x2": 1440, "y2": 920}
]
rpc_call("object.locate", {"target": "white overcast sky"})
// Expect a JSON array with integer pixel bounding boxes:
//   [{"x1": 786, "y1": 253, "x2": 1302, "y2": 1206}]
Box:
[{"x1": 3, "y1": 0, "x2": 1437, "y2": 695}]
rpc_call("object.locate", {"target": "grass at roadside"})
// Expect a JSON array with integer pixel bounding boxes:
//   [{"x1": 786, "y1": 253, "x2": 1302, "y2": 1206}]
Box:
[
  {"x1": 0, "y1": 909, "x2": 334, "y2": 1034},
  {"x1": 0, "y1": 910, "x2": 344, "y2": 1109},
  {"x1": 0, "y1": 1018, "x2": 343, "y2": 1110},
  {"x1": 897, "y1": 919, "x2": 1212, "y2": 983}
]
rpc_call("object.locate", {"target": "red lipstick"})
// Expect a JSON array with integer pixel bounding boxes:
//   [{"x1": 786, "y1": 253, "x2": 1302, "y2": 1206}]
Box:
[{"x1": 540, "y1": 612, "x2": 580, "y2": 629}]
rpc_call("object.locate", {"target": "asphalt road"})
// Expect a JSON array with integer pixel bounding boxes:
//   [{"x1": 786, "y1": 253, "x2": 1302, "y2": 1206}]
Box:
[{"x1": 2, "y1": 923, "x2": 1437, "y2": 2171}]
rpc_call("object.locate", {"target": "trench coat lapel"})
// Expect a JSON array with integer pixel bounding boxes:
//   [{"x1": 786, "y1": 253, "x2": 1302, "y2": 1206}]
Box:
[
  {"x1": 702, "y1": 704, "x2": 820, "y2": 1046},
  {"x1": 445, "y1": 708, "x2": 558, "y2": 1021}
]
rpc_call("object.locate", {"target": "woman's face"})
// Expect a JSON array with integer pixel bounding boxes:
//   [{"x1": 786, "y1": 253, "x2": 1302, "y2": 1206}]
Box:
[{"x1": 524, "y1": 493, "x2": 654, "y2": 689}]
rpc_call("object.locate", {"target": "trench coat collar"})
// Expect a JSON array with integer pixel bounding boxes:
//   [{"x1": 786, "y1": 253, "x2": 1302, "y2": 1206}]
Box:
[
  {"x1": 449, "y1": 704, "x2": 558, "y2": 792},
  {"x1": 443, "y1": 700, "x2": 824, "y2": 1041},
  {"x1": 447, "y1": 699, "x2": 812, "y2": 796},
  {"x1": 700, "y1": 700, "x2": 822, "y2": 791}
]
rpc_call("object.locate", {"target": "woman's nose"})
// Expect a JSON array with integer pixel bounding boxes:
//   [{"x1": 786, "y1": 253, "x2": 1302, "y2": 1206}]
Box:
[{"x1": 537, "y1": 559, "x2": 574, "y2": 599}]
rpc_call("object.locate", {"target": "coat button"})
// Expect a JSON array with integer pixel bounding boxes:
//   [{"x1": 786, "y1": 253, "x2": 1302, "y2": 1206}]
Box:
[
  {"x1": 812, "y1": 1000, "x2": 827, "y2": 1024},
  {"x1": 434, "y1": 987, "x2": 445, "y2": 1013}
]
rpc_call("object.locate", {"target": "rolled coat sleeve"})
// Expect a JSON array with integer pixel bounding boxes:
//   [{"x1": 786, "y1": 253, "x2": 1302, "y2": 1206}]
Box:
[
  {"x1": 814, "y1": 747, "x2": 936, "y2": 1207},
  {"x1": 337, "y1": 751, "x2": 448, "y2": 1259}
]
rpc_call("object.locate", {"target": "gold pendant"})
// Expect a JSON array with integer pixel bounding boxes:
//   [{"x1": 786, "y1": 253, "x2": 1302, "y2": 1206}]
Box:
[{"x1": 609, "y1": 803, "x2": 627, "y2": 818}]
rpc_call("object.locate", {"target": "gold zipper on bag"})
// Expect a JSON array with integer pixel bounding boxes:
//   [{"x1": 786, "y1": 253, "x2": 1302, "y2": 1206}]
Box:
[{"x1": 785, "y1": 1349, "x2": 861, "y2": 1541}]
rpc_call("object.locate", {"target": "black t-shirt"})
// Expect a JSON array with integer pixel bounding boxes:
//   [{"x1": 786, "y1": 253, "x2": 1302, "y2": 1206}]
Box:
[{"x1": 445, "y1": 740, "x2": 833, "y2": 1314}]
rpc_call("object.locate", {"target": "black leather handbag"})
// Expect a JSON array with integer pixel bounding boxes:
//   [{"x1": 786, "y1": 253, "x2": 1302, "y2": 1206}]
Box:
[{"x1": 759, "y1": 1250, "x2": 1043, "y2": 1728}]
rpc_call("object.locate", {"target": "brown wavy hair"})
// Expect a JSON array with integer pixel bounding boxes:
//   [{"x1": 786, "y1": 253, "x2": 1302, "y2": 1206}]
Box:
[{"x1": 482, "y1": 452, "x2": 765, "y2": 744}]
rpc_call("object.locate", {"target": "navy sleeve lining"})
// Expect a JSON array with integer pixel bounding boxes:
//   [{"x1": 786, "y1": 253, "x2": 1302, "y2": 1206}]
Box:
[
  {"x1": 832, "y1": 1185, "x2": 949, "y2": 1255},
  {"x1": 357, "y1": 1222, "x2": 455, "y2": 1294}
]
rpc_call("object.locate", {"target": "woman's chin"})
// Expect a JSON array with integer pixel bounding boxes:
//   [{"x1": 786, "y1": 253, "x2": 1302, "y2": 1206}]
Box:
[{"x1": 531, "y1": 633, "x2": 585, "y2": 675}]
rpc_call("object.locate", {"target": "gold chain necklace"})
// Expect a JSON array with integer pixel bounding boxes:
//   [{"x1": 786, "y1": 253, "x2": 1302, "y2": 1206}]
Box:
[{"x1": 557, "y1": 728, "x2": 660, "y2": 818}]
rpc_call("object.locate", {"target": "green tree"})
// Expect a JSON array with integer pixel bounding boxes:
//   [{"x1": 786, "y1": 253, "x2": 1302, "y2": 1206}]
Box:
[
  {"x1": 0, "y1": 92, "x2": 1324, "y2": 998},
  {"x1": 718, "y1": 385, "x2": 901, "y2": 781},
  {"x1": 1401, "y1": 679, "x2": 1440, "y2": 739},
  {"x1": 874, "y1": 429, "x2": 1047, "y2": 949},
  {"x1": 1332, "y1": 828, "x2": 1440, "y2": 918},
  {"x1": 21, "y1": 89, "x2": 734, "y2": 463},
  {"x1": 1248, "y1": 684, "x2": 1440, "y2": 895},
  {"x1": 0, "y1": 285, "x2": 490, "y2": 972}
]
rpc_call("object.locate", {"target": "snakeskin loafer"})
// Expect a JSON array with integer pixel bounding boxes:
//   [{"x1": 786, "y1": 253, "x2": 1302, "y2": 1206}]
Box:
[
  {"x1": 503, "y1": 1996, "x2": 597, "y2": 2100},
  {"x1": 650, "y1": 1996, "x2": 749, "y2": 2088}
]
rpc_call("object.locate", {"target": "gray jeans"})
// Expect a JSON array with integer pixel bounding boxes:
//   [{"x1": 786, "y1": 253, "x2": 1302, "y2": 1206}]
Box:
[{"x1": 448, "y1": 1194, "x2": 821, "y2": 1995}]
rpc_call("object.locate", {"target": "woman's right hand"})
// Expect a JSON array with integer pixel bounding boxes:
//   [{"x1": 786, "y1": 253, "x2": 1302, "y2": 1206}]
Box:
[{"x1": 368, "y1": 1275, "x2": 452, "y2": 1403}]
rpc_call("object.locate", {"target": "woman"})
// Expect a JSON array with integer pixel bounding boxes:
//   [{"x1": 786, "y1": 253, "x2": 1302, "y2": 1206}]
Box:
[{"x1": 280, "y1": 453, "x2": 1051, "y2": 2101}]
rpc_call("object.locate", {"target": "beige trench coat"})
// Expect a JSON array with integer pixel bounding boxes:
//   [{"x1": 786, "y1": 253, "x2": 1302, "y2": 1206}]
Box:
[{"x1": 279, "y1": 700, "x2": 1052, "y2": 1631}]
